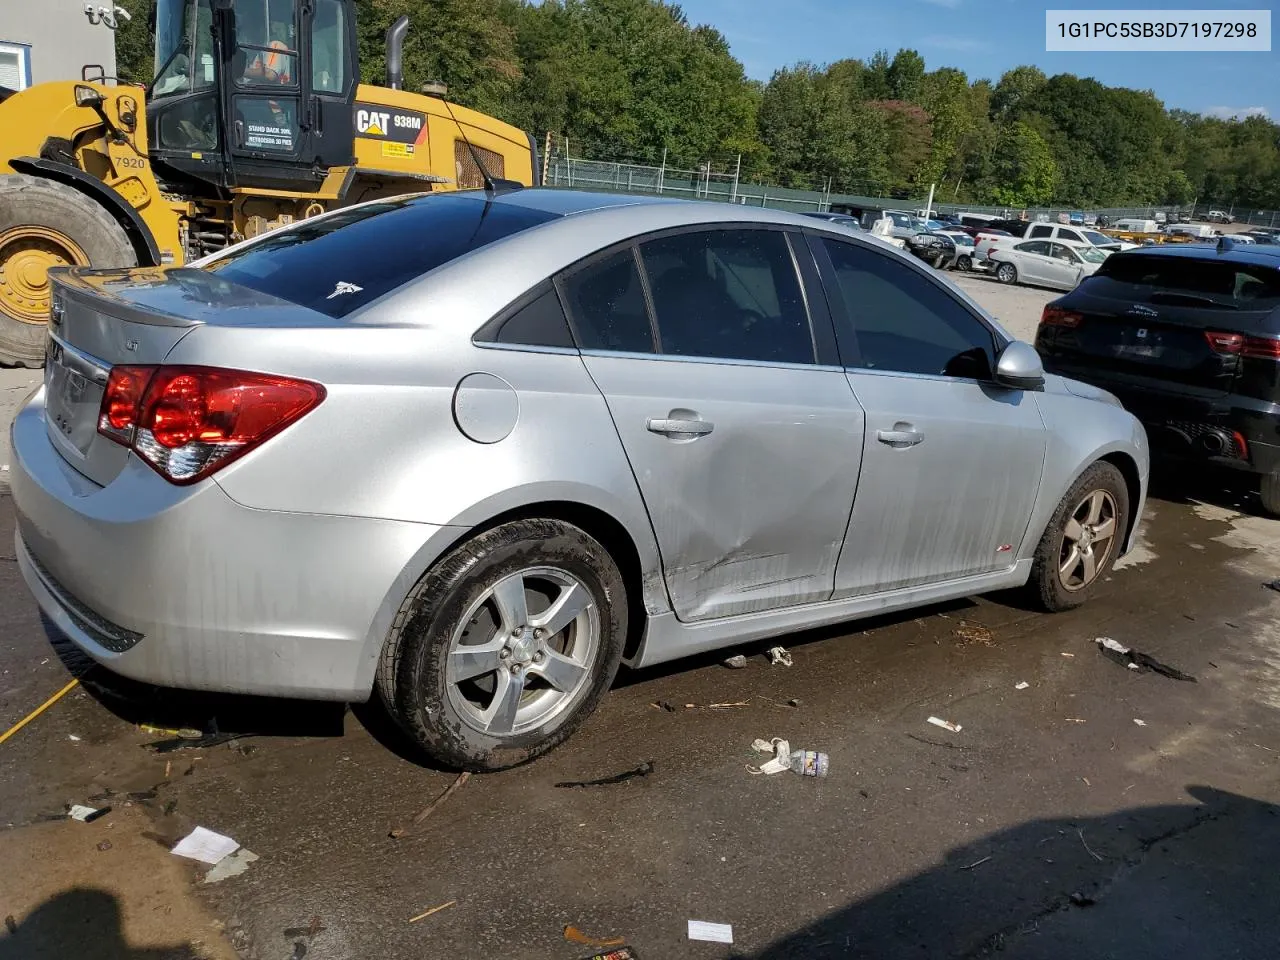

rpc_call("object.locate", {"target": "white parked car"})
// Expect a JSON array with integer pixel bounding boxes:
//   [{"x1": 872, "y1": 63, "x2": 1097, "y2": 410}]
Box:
[
  {"x1": 1019, "y1": 223, "x2": 1137, "y2": 254},
  {"x1": 988, "y1": 240, "x2": 1108, "y2": 291},
  {"x1": 939, "y1": 230, "x2": 977, "y2": 270}
]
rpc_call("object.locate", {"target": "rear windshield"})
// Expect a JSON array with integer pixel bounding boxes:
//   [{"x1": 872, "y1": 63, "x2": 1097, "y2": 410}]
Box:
[
  {"x1": 1093, "y1": 253, "x2": 1280, "y2": 310},
  {"x1": 204, "y1": 194, "x2": 559, "y2": 317}
]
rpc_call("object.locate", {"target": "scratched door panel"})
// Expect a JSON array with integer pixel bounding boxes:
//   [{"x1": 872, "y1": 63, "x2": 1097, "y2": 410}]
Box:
[
  {"x1": 581, "y1": 354, "x2": 864, "y2": 622},
  {"x1": 834, "y1": 371, "x2": 1047, "y2": 598}
]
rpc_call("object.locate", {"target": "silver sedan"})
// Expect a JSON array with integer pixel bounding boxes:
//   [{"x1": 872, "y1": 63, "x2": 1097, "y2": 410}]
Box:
[
  {"x1": 11, "y1": 189, "x2": 1149, "y2": 769},
  {"x1": 988, "y1": 240, "x2": 1108, "y2": 291}
]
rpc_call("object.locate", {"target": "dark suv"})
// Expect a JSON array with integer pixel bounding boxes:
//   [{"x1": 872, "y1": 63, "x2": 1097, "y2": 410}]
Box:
[{"x1": 1035, "y1": 239, "x2": 1280, "y2": 513}]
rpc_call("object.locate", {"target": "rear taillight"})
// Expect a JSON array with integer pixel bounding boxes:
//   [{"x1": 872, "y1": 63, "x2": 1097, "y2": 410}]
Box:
[
  {"x1": 1242, "y1": 335, "x2": 1280, "y2": 360},
  {"x1": 1041, "y1": 306, "x2": 1083, "y2": 328},
  {"x1": 1204, "y1": 330, "x2": 1243, "y2": 354},
  {"x1": 1204, "y1": 330, "x2": 1280, "y2": 360},
  {"x1": 97, "y1": 366, "x2": 324, "y2": 484}
]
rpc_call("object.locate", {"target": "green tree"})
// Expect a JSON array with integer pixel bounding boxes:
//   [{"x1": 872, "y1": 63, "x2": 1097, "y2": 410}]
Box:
[
  {"x1": 989, "y1": 120, "x2": 1056, "y2": 206},
  {"x1": 886, "y1": 48, "x2": 925, "y2": 103},
  {"x1": 989, "y1": 65, "x2": 1046, "y2": 120},
  {"x1": 114, "y1": 0, "x2": 154, "y2": 83}
]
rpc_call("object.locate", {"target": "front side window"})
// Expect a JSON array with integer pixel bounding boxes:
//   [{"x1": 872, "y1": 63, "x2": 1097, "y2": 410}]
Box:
[
  {"x1": 311, "y1": 0, "x2": 349, "y2": 93},
  {"x1": 559, "y1": 249, "x2": 654, "y2": 354},
  {"x1": 822, "y1": 238, "x2": 996, "y2": 379},
  {"x1": 234, "y1": 0, "x2": 299, "y2": 87},
  {"x1": 639, "y1": 229, "x2": 814, "y2": 365},
  {"x1": 1058, "y1": 228, "x2": 1083, "y2": 243},
  {"x1": 151, "y1": 0, "x2": 216, "y2": 98},
  {"x1": 1050, "y1": 243, "x2": 1079, "y2": 262},
  {"x1": 204, "y1": 194, "x2": 558, "y2": 317}
]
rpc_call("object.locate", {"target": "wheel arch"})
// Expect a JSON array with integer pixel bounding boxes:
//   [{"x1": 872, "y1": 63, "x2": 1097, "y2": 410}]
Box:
[
  {"x1": 8, "y1": 157, "x2": 161, "y2": 267},
  {"x1": 1097, "y1": 450, "x2": 1143, "y2": 552}
]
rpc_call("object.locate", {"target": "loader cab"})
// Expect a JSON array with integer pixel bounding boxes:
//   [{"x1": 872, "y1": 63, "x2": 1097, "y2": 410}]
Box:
[{"x1": 147, "y1": 0, "x2": 358, "y2": 191}]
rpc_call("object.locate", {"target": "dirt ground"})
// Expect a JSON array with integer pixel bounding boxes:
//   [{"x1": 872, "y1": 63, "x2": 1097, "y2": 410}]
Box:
[{"x1": 3, "y1": 276, "x2": 1280, "y2": 959}]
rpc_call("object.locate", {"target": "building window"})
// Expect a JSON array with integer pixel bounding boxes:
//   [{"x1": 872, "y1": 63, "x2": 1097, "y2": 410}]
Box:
[{"x1": 0, "y1": 41, "x2": 32, "y2": 91}]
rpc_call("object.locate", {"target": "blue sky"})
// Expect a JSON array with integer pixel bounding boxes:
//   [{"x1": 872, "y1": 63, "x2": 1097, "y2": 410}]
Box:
[{"x1": 675, "y1": 0, "x2": 1278, "y2": 119}]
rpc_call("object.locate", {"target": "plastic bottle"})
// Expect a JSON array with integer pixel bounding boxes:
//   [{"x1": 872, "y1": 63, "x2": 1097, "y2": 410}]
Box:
[{"x1": 788, "y1": 749, "x2": 829, "y2": 778}]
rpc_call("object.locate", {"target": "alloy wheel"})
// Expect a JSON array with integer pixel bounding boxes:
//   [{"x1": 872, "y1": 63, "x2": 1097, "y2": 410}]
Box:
[
  {"x1": 1058, "y1": 490, "x2": 1118, "y2": 591},
  {"x1": 445, "y1": 566, "x2": 599, "y2": 737}
]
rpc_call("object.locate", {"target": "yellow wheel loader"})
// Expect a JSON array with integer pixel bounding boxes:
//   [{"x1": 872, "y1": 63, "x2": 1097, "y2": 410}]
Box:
[{"x1": 0, "y1": 0, "x2": 538, "y2": 367}]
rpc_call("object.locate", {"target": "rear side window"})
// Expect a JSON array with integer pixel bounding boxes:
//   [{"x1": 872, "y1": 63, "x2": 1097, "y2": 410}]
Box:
[
  {"x1": 1058, "y1": 228, "x2": 1083, "y2": 243},
  {"x1": 480, "y1": 283, "x2": 575, "y2": 349},
  {"x1": 1017, "y1": 241, "x2": 1050, "y2": 256},
  {"x1": 560, "y1": 249, "x2": 654, "y2": 353},
  {"x1": 639, "y1": 229, "x2": 814, "y2": 365},
  {"x1": 1029, "y1": 225, "x2": 1052, "y2": 239},
  {"x1": 1094, "y1": 254, "x2": 1280, "y2": 310},
  {"x1": 204, "y1": 194, "x2": 558, "y2": 317}
]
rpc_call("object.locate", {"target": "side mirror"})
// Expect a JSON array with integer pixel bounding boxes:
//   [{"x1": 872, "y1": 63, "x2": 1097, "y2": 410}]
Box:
[{"x1": 995, "y1": 340, "x2": 1044, "y2": 390}]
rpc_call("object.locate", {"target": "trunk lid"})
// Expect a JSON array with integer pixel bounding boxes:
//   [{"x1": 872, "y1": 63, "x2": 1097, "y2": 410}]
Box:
[
  {"x1": 45, "y1": 267, "x2": 327, "y2": 486},
  {"x1": 1042, "y1": 259, "x2": 1280, "y2": 399}
]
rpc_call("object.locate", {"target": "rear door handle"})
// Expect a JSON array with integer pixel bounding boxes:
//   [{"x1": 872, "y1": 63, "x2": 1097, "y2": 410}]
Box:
[
  {"x1": 876, "y1": 426, "x2": 924, "y2": 448},
  {"x1": 647, "y1": 417, "x2": 714, "y2": 438}
]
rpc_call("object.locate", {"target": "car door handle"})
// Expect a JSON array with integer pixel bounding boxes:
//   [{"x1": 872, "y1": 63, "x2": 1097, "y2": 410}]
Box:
[
  {"x1": 647, "y1": 417, "x2": 714, "y2": 438},
  {"x1": 876, "y1": 427, "x2": 924, "y2": 448}
]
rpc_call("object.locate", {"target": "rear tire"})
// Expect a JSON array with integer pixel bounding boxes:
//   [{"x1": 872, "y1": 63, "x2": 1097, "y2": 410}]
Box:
[
  {"x1": 1028, "y1": 461, "x2": 1129, "y2": 612},
  {"x1": 957, "y1": 254, "x2": 972, "y2": 272},
  {"x1": 0, "y1": 174, "x2": 138, "y2": 368},
  {"x1": 1260, "y1": 472, "x2": 1280, "y2": 517},
  {"x1": 996, "y1": 261, "x2": 1018, "y2": 285},
  {"x1": 377, "y1": 519, "x2": 628, "y2": 771}
]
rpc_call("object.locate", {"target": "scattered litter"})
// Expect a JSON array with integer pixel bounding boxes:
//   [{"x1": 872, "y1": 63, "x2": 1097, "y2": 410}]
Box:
[
  {"x1": 4, "y1": 916, "x2": 16, "y2": 935},
  {"x1": 953, "y1": 622, "x2": 994, "y2": 646},
  {"x1": 68, "y1": 734, "x2": 81, "y2": 742},
  {"x1": 389, "y1": 772, "x2": 471, "y2": 838},
  {"x1": 203, "y1": 848, "x2": 258, "y2": 883},
  {"x1": 1061, "y1": 652, "x2": 1075, "y2": 658},
  {"x1": 1069, "y1": 892, "x2": 1096, "y2": 907},
  {"x1": 1065, "y1": 718, "x2": 1087, "y2": 723},
  {"x1": 687, "y1": 920, "x2": 733, "y2": 944},
  {"x1": 767, "y1": 645, "x2": 793, "y2": 667},
  {"x1": 1077, "y1": 828, "x2": 1104, "y2": 862},
  {"x1": 649, "y1": 701, "x2": 677, "y2": 712},
  {"x1": 722, "y1": 654, "x2": 748, "y2": 669},
  {"x1": 146, "y1": 732, "x2": 247, "y2": 753},
  {"x1": 927, "y1": 717, "x2": 962, "y2": 734},
  {"x1": 748, "y1": 738, "x2": 829, "y2": 777},
  {"x1": 678, "y1": 701, "x2": 750, "y2": 710},
  {"x1": 282, "y1": 918, "x2": 325, "y2": 940},
  {"x1": 171, "y1": 826, "x2": 239, "y2": 865},
  {"x1": 96, "y1": 840, "x2": 112, "y2": 852},
  {"x1": 164, "y1": 760, "x2": 172, "y2": 779},
  {"x1": 407, "y1": 900, "x2": 456, "y2": 923},
  {"x1": 564, "y1": 925, "x2": 627, "y2": 948},
  {"x1": 68, "y1": 804, "x2": 109, "y2": 823},
  {"x1": 1081, "y1": 777, "x2": 1091, "y2": 786},
  {"x1": 0, "y1": 677, "x2": 81, "y2": 746},
  {"x1": 139, "y1": 724, "x2": 204, "y2": 739},
  {"x1": 1133, "y1": 718, "x2": 1147, "y2": 727},
  {"x1": 1094, "y1": 637, "x2": 1196, "y2": 682},
  {"x1": 290, "y1": 942, "x2": 307, "y2": 960},
  {"x1": 555, "y1": 762, "x2": 654, "y2": 789},
  {"x1": 577, "y1": 949, "x2": 639, "y2": 960},
  {"x1": 959, "y1": 856, "x2": 991, "y2": 871},
  {"x1": 1265, "y1": 579, "x2": 1280, "y2": 593},
  {"x1": 1015, "y1": 682, "x2": 1030, "y2": 690}
]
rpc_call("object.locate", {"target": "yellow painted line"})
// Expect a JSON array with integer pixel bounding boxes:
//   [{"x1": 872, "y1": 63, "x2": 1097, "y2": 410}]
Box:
[{"x1": 0, "y1": 678, "x2": 80, "y2": 745}]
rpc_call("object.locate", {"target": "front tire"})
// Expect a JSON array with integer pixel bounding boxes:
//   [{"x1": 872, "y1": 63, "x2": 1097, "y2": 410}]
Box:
[
  {"x1": 0, "y1": 174, "x2": 138, "y2": 367},
  {"x1": 996, "y1": 261, "x2": 1018, "y2": 285},
  {"x1": 377, "y1": 519, "x2": 628, "y2": 771},
  {"x1": 1029, "y1": 462, "x2": 1129, "y2": 611},
  {"x1": 1260, "y1": 472, "x2": 1280, "y2": 517},
  {"x1": 957, "y1": 254, "x2": 972, "y2": 272}
]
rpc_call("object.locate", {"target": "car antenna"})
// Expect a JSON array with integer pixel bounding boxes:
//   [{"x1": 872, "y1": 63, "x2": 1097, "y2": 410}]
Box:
[{"x1": 424, "y1": 82, "x2": 524, "y2": 197}]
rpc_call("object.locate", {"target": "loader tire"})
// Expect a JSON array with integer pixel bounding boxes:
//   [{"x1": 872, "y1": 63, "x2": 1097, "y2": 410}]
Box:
[{"x1": 0, "y1": 174, "x2": 137, "y2": 367}]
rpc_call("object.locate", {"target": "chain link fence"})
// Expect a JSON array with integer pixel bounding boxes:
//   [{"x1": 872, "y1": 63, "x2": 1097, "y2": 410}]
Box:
[{"x1": 540, "y1": 136, "x2": 1277, "y2": 226}]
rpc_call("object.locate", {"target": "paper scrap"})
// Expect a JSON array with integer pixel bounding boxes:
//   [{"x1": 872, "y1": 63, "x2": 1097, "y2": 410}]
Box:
[
  {"x1": 68, "y1": 805, "x2": 103, "y2": 822},
  {"x1": 927, "y1": 716, "x2": 962, "y2": 733},
  {"x1": 171, "y1": 826, "x2": 239, "y2": 865},
  {"x1": 1133, "y1": 718, "x2": 1147, "y2": 727},
  {"x1": 68, "y1": 734, "x2": 82, "y2": 741},
  {"x1": 1015, "y1": 682, "x2": 1030, "y2": 690},
  {"x1": 203, "y1": 848, "x2": 258, "y2": 883},
  {"x1": 688, "y1": 920, "x2": 733, "y2": 944},
  {"x1": 748, "y1": 737, "x2": 792, "y2": 775}
]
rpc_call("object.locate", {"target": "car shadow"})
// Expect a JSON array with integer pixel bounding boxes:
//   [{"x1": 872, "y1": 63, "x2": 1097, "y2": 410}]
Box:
[
  {"x1": 1145, "y1": 456, "x2": 1269, "y2": 519},
  {"x1": 740, "y1": 785, "x2": 1280, "y2": 959},
  {"x1": 0, "y1": 888, "x2": 204, "y2": 960}
]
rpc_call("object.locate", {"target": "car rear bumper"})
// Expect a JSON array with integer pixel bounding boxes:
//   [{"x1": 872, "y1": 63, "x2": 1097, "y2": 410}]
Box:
[
  {"x1": 1039, "y1": 363, "x2": 1280, "y2": 476},
  {"x1": 10, "y1": 387, "x2": 448, "y2": 701}
]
